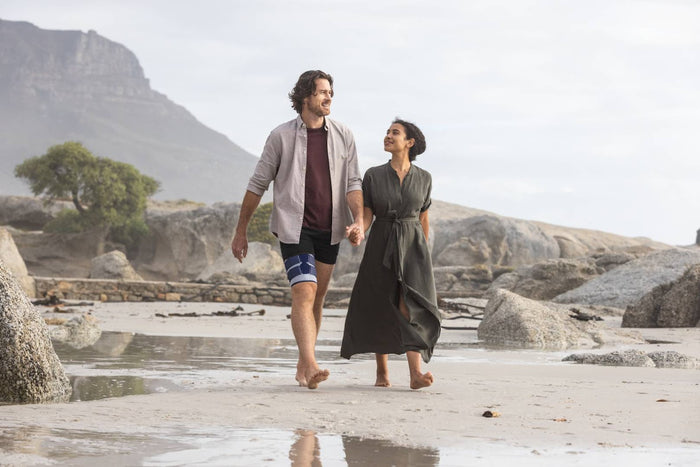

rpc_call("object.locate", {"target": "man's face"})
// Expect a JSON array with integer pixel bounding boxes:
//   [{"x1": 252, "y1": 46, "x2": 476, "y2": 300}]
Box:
[{"x1": 304, "y1": 78, "x2": 333, "y2": 117}]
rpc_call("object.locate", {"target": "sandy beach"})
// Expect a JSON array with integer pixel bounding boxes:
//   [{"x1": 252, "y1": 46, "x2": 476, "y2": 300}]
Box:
[{"x1": 1, "y1": 301, "x2": 699, "y2": 465}]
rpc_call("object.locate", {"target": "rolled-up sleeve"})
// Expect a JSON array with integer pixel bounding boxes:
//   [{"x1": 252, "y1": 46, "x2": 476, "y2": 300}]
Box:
[
  {"x1": 246, "y1": 131, "x2": 281, "y2": 196},
  {"x1": 345, "y1": 131, "x2": 363, "y2": 193}
]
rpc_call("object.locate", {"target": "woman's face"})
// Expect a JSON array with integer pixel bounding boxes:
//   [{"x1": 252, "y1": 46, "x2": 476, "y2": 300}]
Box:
[{"x1": 384, "y1": 123, "x2": 414, "y2": 155}]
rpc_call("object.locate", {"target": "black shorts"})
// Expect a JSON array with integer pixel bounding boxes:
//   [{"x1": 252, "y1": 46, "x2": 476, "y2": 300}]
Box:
[{"x1": 279, "y1": 227, "x2": 340, "y2": 265}]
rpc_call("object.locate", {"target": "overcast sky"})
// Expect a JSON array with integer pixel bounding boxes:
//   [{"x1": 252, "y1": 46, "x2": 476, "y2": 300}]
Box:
[{"x1": 3, "y1": 1, "x2": 699, "y2": 245}]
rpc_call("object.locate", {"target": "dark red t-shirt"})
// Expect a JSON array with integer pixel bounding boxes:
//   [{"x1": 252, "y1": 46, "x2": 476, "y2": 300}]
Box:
[{"x1": 303, "y1": 127, "x2": 332, "y2": 231}]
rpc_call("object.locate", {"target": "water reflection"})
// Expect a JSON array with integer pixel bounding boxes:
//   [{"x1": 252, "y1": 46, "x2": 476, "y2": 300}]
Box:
[
  {"x1": 0, "y1": 425, "x2": 440, "y2": 466},
  {"x1": 288, "y1": 429, "x2": 440, "y2": 466},
  {"x1": 52, "y1": 332, "x2": 345, "y2": 402}
]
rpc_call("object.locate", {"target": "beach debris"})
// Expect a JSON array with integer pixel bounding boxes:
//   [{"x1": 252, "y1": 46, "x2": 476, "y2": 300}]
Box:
[
  {"x1": 482, "y1": 410, "x2": 501, "y2": 418},
  {"x1": 44, "y1": 317, "x2": 67, "y2": 326},
  {"x1": 553, "y1": 418, "x2": 568, "y2": 422},
  {"x1": 33, "y1": 296, "x2": 94, "y2": 307},
  {"x1": 568, "y1": 307, "x2": 602, "y2": 321},
  {"x1": 439, "y1": 298, "x2": 485, "y2": 330},
  {"x1": 155, "y1": 306, "x2": 265, "y2": 318}
]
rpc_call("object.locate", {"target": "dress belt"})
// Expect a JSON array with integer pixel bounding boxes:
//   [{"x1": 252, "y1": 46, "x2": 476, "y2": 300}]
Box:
[{"x1": 374, "y1": 215, "x2": 419, "y2": 278}]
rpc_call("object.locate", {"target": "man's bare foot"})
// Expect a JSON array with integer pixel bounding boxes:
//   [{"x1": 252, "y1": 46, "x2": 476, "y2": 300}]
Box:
[
  {"x1": 375, "y1": 372, "x2": 391, "y2": 387},
  {"x1": 410, "y1": 371, "x2": 434, "y2": 390},
  {"x1": 305, "y1": 368, "x2": 329, "y2": 389}
]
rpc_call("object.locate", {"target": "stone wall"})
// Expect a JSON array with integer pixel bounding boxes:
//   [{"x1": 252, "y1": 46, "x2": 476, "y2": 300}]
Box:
[{"x1": 34, "y1": 277, "x2": 353, "y2": 308}]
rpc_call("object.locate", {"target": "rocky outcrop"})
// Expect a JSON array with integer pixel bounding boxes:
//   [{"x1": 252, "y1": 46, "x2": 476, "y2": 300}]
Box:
[
  {"x1": 486, "y1": 258, "x2": 603, "y2": 300},
  {"x1": 0, "y1": 259, "x2": 71, "y2": 403},
  {"x1": 432, "y1": 215, "x2": 560, "y2": 267},
  {"x1": 197, "y1": 242, "x2": 286, "y2": 285},
  {"x1": 477, "y1": 289, "x2": 644, "y2": 349},
  {"x1": 554, "y1": 248, "x2": 700, "y2": 308},
  {"x1": 11, "y1": 228, "x2": 116, "y2": 278},
  {"x1": 563, "y1": 350, "x2": 699, "y2": 369},
  {"x1": 0, "y1": 196, "x2": 72, "y2": 230},
  {"x1": 0, "y1": 227, "x2": 35, "y2": 297},
  {"x1": 622, "y1": 264, "x2": 700, "y2": 328},
  {"x1": 89, "y1": 250, "x2": 143, "y2": 281},
  {"x1": 132, "y1": 202, "x2": 240, "y2": 281},
  {"x1": 3, "y1": 196, "x2": 671, "y2": 291}
]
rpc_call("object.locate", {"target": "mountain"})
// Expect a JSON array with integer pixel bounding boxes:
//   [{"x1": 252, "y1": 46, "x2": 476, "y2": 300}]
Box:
[{"x1": 0, "y1": 19, "x2": 258, "y2": 203}]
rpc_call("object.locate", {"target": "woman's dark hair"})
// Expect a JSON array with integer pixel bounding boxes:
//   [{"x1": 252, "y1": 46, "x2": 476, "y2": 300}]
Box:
[
  {"x1": 393, "y1": 118, "x2": 426, "y2": 161},
  {"x1": 289, "y1": 70, "x2": 334, "y2": 114}
]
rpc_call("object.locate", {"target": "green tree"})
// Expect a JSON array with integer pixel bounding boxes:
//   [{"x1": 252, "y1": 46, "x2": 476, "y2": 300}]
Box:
[
  {"x1": 248, "y1": 202, "x2": 277, "y2": 246},
  {"x1": 15, "y1": 141, "x2": 159, "y2": 250}
]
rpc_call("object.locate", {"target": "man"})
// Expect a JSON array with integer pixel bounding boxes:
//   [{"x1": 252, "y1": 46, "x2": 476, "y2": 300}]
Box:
[{"x1": 231, "y1": 70, "x2": 364, "y2": 389}]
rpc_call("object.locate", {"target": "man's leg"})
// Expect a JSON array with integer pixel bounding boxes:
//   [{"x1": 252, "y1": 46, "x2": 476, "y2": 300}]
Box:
[
  {"x1": 291, "y1": 280, "x2": 329, "y2": 389},
  {"x1": 312, "y1": 260, "x2": 335, "y2": 336}
]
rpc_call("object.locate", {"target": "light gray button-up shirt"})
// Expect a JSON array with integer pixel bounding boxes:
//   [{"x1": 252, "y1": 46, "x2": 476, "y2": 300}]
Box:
[{"x1": 246, "y1": 115, "x2": 362, "y2": 245}]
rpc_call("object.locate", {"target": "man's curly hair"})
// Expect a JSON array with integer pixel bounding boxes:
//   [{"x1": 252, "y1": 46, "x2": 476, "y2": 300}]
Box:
[
  {"x1": 289, "y1": 70, "x2": 334, "y2": 114},
  {"x1": 393, "y1": 118, "x2": 426, "y2": 161}
]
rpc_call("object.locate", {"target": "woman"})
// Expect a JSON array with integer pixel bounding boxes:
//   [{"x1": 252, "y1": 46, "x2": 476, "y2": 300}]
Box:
[{"x1": 341, "y1": 118, "x2": 441, "y2": 389}]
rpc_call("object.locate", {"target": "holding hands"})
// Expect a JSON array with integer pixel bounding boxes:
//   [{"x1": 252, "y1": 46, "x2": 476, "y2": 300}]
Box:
[{"x1": 345, "y1": 223, "x2": 364, "y2": 246}]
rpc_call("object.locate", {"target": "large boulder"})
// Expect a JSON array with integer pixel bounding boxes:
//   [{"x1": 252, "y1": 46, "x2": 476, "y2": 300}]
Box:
[
  {"x1": 486, "y1": 257, "x2": 603, "y2": 300},
  {"x1": 622, "y1": 264, "x2": 700, "y2": 328},
  {"x1": 0, "y1": 227, "x2": 35, "y2": 297},
  {"x1": 0, "y1": 196, "x2": 72, "y2": 230},
  {"x1": 50, "y1": 314, "x2": 102, "y2": 349},
  {"x1": 432, "y1": 215, "x2": 560, "y2": 267},
  {"x1": 478, "y1": 289, "x2": 643, "y2": 349},
  {"x1": 89, "y1": 250, "x2": 143, "y2": 281},
  {"x1": 12, "y1": 228, "x2": 118, "y2": 278},
  {"x1": 196, "y1": 242, "x2": 285, "y2": 284},
  {"x1": 132, "y1": 202, "x2": 240, "y2": 281},
  {"x1": 554, "y1": 248, "x2": 700, "y2": 308},
  {"x1": 0, "y1": 259, "x2": 71, "y2": 403}
]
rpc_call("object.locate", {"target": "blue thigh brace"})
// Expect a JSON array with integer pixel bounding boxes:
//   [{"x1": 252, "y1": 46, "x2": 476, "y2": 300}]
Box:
[{"x1": 284, "y1": 253, "x2": 317, "y2": 286}]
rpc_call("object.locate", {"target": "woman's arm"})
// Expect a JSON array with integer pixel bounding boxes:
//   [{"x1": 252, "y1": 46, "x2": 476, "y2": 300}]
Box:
[
  {"x1": 362, "y1": 206, "x2": 374, "y2": 233},
  {"x1": 419, "y1": 209, "x2": 429, "y2": 240}
]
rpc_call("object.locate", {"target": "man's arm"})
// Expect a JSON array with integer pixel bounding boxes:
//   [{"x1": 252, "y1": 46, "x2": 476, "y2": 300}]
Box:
[
  {"x1": 345, "y1": 189, "x2": 364, "y2": 246},
  {"x1": 231, "y1": 190, "x2": 263, "y2": 262}
]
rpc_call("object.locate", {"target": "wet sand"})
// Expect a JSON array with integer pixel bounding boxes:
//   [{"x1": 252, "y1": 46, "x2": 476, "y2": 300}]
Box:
[{"x1": 1, "y1": 301, "x2": 699, "y2": 465}]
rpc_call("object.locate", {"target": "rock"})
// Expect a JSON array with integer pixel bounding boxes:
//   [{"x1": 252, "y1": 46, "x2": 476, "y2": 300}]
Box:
[
  {"x1": 433, "y1": 265, "x2": 495, "y2": 295},
  {"x1": 12, "y1": 228, "x2": 120, "y2": 278},
  {"x1": 49, "y1": 314, "x2": 102, "y2": 349},
  {"x1": 196, "y1": 242, "x2": 285, "y2": 283},
  {"x1": 432, "y1": 215, "x2": 560, "y2": 267},
  {"x1": 485, "y1": 258, "x2": 603, "y2": 300},
  {"x1": 132, "y1": 202, "x2": 241, "y2": 281},
  {"x1": 89, "y1": 250, "x2": 143, "y2": 281},
  {"x1": 332, "y1": 272, "x2": 358, "y2": 288},
  {"x1": 646, "y1": 351, "x2": 699, "y2": 369},
  {"x1": 592, "y1": 251, "x2": 637, "y2": 272},
  {"x1": 554, "y1": 248, "x2": 700, "y2": 308},
  {"x1": 477, "y1": 289, "x2": 644, "y2": 349},
  {"x1": 0, "y1": 227, "x2": 35, "y2": 297},
  {"x1": 564, "y1": 350, "x2": 698, "y2": 369},
  {"x1": 0, "y1": 259, "x2": 71, "y2": 403},
  {"x1": 622, "y1": 264, "x2": 700, "y2": 328},
  {"x1": 562, "y1": 350, "x2": 656, "y2": 367},
  {"x1": 0, "y1": 196, "x2": 72, "y2": 230}
]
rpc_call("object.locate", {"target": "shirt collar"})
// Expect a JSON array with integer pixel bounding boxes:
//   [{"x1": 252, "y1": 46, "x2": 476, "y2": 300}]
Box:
[{"x1": 297, "y1": 115, "x2": 329, "y2": 131}]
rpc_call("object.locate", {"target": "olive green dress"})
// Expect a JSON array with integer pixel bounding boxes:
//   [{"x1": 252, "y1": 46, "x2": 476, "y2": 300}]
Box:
[{"x1": 341, "y1": 162, "x2": 441, "y2": 363}]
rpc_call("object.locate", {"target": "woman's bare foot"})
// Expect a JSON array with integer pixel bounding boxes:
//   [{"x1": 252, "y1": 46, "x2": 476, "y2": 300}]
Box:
[
  {"x1": 410, "y1": 371, "x2": 434, "y2": 390},
  {"x1": 305, "y1": 368, "x2": 329, "y2": 389},
  {"x1": 375, "y1": 371, "x2": 391, "y2": 387}
]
